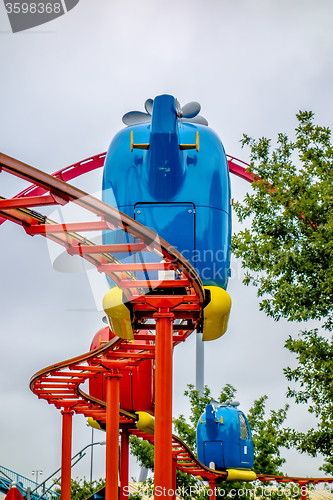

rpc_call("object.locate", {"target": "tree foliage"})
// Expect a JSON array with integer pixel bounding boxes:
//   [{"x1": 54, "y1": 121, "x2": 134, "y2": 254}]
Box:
[
  {"x1": 247, "y1": 395, "x2": 289, "y2": 475},
  {"x1": 54, "y1": 477, "x2": 105, "y2": 500},
  {"x1": 173, "y1": 384, "x2": 289, "y2": 477},
  {"x1": 231, "y1": 110, "x2": 333, "y2": 475},
  {"x1": 173, "y1": 383, "x2": 237, "y2": 454},
  {"x1": 130, "y1": 434, "x2": 155, "y2": 471},
  {"x1": 284, "y1": 329, "x2": 333, "y2": 474},
  {"x1": 131, "y1": 384, "x2": 291, "y2": 499},
  {"x1": 232, "y1": 111, "x2": 333, "y2": 327}
]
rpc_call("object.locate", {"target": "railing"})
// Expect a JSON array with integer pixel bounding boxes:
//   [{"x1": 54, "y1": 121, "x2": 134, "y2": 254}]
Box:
[
  {"x1": 0, "y1": 442, "x2": 105, "y2": 500},
  {"x1": 29, "y1": 442, "x2": 106, "y2": 500},
  {"x1": 0, "y1": 465, "x2": 60, "y2": 500},
  {"x1": 0, "y1": 465, "x2": 38, "y2": 491}
]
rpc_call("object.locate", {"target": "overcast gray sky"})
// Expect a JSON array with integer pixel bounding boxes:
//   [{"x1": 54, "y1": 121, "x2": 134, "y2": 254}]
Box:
[{"x1": 1, "y1": 0, "x2": 333, "y2": 486}]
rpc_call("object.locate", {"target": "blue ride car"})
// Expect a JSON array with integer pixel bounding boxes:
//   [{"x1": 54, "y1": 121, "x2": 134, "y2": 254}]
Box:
[{"x1": 102, "y1": 94, "x2": 232, "y2": 341}]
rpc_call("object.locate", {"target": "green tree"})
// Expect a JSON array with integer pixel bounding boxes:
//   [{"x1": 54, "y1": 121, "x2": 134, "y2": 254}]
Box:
[
  {"x1": 284, "y1": 329, "x2": 333, "y2": 474},
  {"x1": 247, "y1": 395, "x2": 289, "y2": 475},
  {"x1": 173, "y1": 383, "x2": 237, "y2": 454},
  {"x1": 130, "y1": 435, "x2": 155, "y2": 471},
  {"x1": 231, "y1": 111, "x2": 333, "y2": 476},
  {"x1": 131, "y1": 384, "x2": 291, "y2": 499},
  {"x1": 173, "y1": 384, "x2": 239, "y2": 499},
  {"x1": 232, "y1": 111, "x2": 333, "y2": 328},
  {"x1": 129, "y1": 433, "x2": 202, "y2": 500},
  {"x1": 174, "y1": 385, "x2": 289, "y2": 477},
  {"x1": 54, "y1": 477, "x2": 105, "y2": 500}
]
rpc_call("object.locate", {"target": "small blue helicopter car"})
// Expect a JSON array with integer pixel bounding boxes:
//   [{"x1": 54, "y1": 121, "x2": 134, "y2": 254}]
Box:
[
  {"x1": 102, "y1": 94, "x2": 232, "y2": 341},
  {"x1": 197, "y1": 402, "x2": 255, "y2": 481}
]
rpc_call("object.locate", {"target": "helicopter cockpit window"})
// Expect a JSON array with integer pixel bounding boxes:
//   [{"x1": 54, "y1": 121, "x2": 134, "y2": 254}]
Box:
[{"x1": 239, "y1": 413, "x2": 249, "y2": 440}]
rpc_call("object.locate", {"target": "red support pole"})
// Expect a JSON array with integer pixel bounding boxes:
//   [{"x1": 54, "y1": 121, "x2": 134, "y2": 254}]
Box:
[
  {"x1": 172, "y1": 458, "x2": 177, "y2": 500},
  {"x1": 154, "y1": 307, "x2": 174, "y2": 499},
  {"x1": 105, "y1": 371, "x2": 121, "y2": 500},
  {"x1": 120, "y1": 430, "x2": 130, "y2": 500},
  {"x1": 209, "y1": 481, "x2": 216, "y2": 500},
  {"x1": 299, "y1": 482, "x2": 308, "y2": 500},
  {"x1": 60, "y1": 409, "x2": 74, "y2": 500}
]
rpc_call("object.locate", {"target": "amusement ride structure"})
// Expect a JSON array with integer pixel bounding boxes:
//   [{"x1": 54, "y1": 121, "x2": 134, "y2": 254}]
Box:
[{"x1": 1, "y1": 95, "x2": 332, "y2": 500}]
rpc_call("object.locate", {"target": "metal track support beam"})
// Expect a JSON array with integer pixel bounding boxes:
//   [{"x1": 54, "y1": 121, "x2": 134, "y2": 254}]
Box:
[
  {"x1": 120, "y1": 430, "x2": 130, "y2": 500},
  {"x1": 105, "y1": 371, "x2": 121, "y2": 500},
  {"x1": 154, "y1": 307, "x2": 174, "y2": 499},
  {"x1": 209, "y1": 481, "x2": 216, "y2": 500},
  {"x1": 60, "y1": 409, "x2": 74, "y2": 500}
]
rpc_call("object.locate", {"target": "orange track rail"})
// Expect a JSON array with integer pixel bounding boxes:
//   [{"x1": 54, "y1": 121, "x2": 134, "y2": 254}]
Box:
[
  {"x1": 1, "y1": 151, "x2": 332, "y2": 490},
  {"x1": 29, "y1": 337, "x2": 227, "y2": 483}
]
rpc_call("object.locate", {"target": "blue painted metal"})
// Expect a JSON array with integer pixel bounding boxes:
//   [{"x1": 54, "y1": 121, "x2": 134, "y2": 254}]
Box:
[
  {"x1": 0, "y1": 465, "x2": 60, "y2": 500},
  {"x1": 196, "y1": 404, "x2": 254, "y2": 470},
  {"x1": 102, "y1": 94, "x2": 231, "y2": 289}
]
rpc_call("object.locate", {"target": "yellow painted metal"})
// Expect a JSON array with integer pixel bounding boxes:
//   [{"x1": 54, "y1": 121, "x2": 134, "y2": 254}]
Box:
[
  {"x1": 102, "y1": 287, "x2": 134, "y2": 340},
  {"x1": 136, "y1": 411, "x2": 155, "y2": 434},
  {"x1": 202, "y1": 286, "x2": 231, "y2": 341},
  {"x1": 226, "y1": 469, "x2": 257, "y2": 482},
  {"x1": 179, "y1": 131, "x2": 200, "y2": 152},
  {"x1": 87, "y1": 417, "x2": 103, "y2": 430},
  {"x1": 130, "y1": 131, "x2": 150, "y2": 152}
]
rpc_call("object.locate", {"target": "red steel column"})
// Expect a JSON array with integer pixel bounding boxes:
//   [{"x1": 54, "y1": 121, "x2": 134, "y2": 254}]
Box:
[
  {"x1": 172, "y1": 458, "x2": 177, "y2": 500},
  {"x1": 105, "y1": 371, "x2": 121, "y2": 500},
  {"x1": 209, "y1": 481, "x2": 216, "y2": 500},
  {"x1": 120, "y1": 430, "x2": 130, "y2": 500},
  {"x1": 154, "y1": 307, "x2": 174, "y2": 499},
  {"x1": 60, "y1": 409, "x2": 74, "y2": 500},
  {"x1": 299, "y1": 482, "x2": 308, "y2": 500}
]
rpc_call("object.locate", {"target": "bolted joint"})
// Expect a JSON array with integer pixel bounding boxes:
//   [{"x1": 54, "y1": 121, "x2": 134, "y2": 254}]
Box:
[
  {"x1": 60, "y1": 408, "x2": 74, "y2": 416},
  {"x1": 104, "y1": 368, "x2": 122, "y2": 379},
  {"x1": 153, "y1": 309, "x2": 175, "y2": 321}
]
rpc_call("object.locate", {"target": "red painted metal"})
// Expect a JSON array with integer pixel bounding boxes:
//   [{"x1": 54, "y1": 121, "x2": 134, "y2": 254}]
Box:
[
  {"x1": 227, "y1": 155, "x2": 253, "y2": 183},
  {"x1": 120, "y1": 430, "x2": 130, "y2": 500},
  {"x1": 105, "y1": 372, "x2": 121, "y2": 500},
  {"x1": 172, "y1": 458, "x2": 177, "y2": 500},
  {"x1": 29, "y1": 333, "x2": 333, "y2": 489},
  {"x1": 98, "y1": 261, "x2": 175, "y2": 272},
  {"x1": 300, "y1": 482, "x2": 307, "y2": 500},
  {"x1": 67, "y1": 242, "x2": 149, "y2": 255},
  {"x1": 118, "y1": 278, "x2": 190, "y2": 289},
  {"x1": 0, "y1": 149, "x2": 251, "y2": 223},
  {"x1": 209, "y1": 481, "x2": 216, "y2": 500},
  {"x1": 0, "y1": 152, "x2": 205, "y2": 304},
  {"x1": 131, "y1": 430, "x2": 226, "y2": 482},
  {"x1": 256, "y1": 474, "x2": 333, "y2": 485},
  {"x1": 0, "y1": 194, "x2": 60, "y2": 209},
  {"x1": 2, "y1": 151, "x2": 333, "y2": 496},
  {"x1": 89, "y1": 327, "x2": 154, "y2": 413},
  {"x1": 0, "y1": 152, "x2": 106, "y2": 224},
  {"x1": 60, "y1": 409, "x2": 74, "y2": 500},
  {"x1": 26, "y1": 220, "x2": 110, "y2": 235},
  {"x1": 154, "y1": 307, "x2": 174, "y2": 499}
]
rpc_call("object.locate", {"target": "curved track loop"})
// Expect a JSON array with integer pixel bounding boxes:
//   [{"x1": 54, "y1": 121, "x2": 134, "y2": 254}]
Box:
[
  {"x1": 1, "y1": 151, "x2": 333, "y2": 487},
  {"x1": 0, "y1": 152, "x2": 204, "y2": 305},
  {"x1": 0, "y1": 150, "x2": 253, "y2": 226},
  {"x1": 29, "y1": 337, "x2": 228, "y2": 482}
]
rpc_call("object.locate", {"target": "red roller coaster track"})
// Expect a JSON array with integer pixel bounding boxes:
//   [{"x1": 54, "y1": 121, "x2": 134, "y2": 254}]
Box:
[{"x1": 0, "y1": 151, "x2": 331, "y2": 500}]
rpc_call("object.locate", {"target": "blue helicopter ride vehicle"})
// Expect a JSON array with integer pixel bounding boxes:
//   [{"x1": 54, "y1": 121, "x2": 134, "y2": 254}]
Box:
[
  {"x1": 99, "y1": 94, "x2": 256, "y2": 478},
  {"x1": 101, "y1": 94, "x2": 232, "y2": 342},
  {"x1": 197, "y1": 401, "x2": 256, "y2": 481}
]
